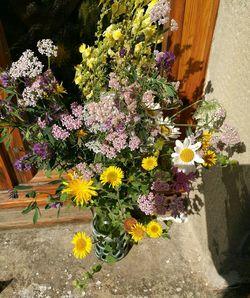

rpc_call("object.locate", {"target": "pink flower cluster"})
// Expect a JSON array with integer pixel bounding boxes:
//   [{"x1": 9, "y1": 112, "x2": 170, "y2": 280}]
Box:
[
  {"x1": 52, "y1": 124, "x2": 70, "y2": 140},
  {"x1": 76, "y1": 162, "x2": 103, "y2": 180},
  {"x1": 83, "y1": 93, "x2": 125, "y2": 133},
  {"x1": 128, "y1": 135, "x2": 141, "y2": 151},
  {"x1": 142, "y1": 90, "x2": 155, "y2": 107},
  {"x1": 138, "y1": 192, "x2": 155, "y2": 215},
  {"x1": 109, "y1": 72, "x2": 120, "y2": 90},
  {"x1": 51, "y1": 102, "x2": 84, "y2": 140}
]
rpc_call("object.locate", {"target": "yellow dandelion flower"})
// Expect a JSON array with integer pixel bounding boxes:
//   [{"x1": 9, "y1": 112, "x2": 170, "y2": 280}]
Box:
[
  {"x1": 71, "y1": 232, "x2": 92, "y2": 259},
  {"x1": 142, "y1": 156, "x2": 158, "y2": 171},
  {"x1": 62, "y1": 172, "x2": 97, "y2": 206},
  {"x1": 100, "y1": 166, "x2": 124, "y2": 188},
  {"x1": 77, "y1": 129, "x2": 87, "y2": 138},
  {"x1": 129, "y1": 223, "x2": 145, "y2": 242},
  {"x1": 201, "y1": 131, "x2": 212, "y2": 150},
  {"x1": 55, "y1": 82, "x2": 67, "y2": 95},
  {"x1": 202, "y1": 150, "x2": 217, "y2": 168},
  {"x1": 146, "y1": 221, "x2": 163, "y2": 238}
]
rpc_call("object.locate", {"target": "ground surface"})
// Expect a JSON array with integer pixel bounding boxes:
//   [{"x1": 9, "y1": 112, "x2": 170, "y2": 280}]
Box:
[{"x1": 0, "y1": 223, "x2": 249, "y2": 298}]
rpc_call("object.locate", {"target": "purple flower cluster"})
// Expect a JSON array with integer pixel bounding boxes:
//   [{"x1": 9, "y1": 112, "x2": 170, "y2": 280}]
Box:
[
  {"x1": 151, "y1": 179, "x2": 170, "y2": 192},
  {"x1": 32, "y1": 143, "x2": 49, "y2": 159},
  {"x1": 155, "y1": 51, "x2": 175, "y2": 72},
  {"x1": 76, "y1": 162, "x2": 103, "y2": 180},
  {"x1": 169, "y1": 195, "x2": 185, "y2": 218},
  {"x1": 14, "y1": 154, "x2": 32, "y2": 171},
  {"x1": 150, "y1": 0, "x2": 171, "y2": 25},
  {"x1": 171, "y1": 167, "x2": 196, "y2": 193},
  {"x1": 0, "y1": 71, "x2": 12, "y2": 87},
  {"x1": 154, "y1": 193, "x2": 168, "y2": 215}
]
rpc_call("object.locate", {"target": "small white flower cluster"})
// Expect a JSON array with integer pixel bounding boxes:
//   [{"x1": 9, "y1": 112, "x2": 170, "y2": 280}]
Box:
[
  {"x1": 150, "y1": 0, "x2": 171, "y2": 25},
  {"x1": 85, "y1": 141, "x2": 102, "y2": 154},
  {"x1": 170, "y1": 19, "x2": 178, "y2": 32},
  {"x1": 18, "y1": 86, "x2": 43, "y2": 107},
  {"x1": 193, "y1": 98, "x2": 226, "y2": 129},
  {"x1": 9, "y1": 50, "x2": 43, "y2": 79},
  {"x1": 37, "y1": 39, "x2": 58, "y2": 58}
]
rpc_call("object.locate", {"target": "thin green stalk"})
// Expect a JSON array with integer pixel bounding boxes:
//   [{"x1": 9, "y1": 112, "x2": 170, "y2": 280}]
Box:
[{"x1": 170, "y1": 99, "x2": 202, "y2": 120}]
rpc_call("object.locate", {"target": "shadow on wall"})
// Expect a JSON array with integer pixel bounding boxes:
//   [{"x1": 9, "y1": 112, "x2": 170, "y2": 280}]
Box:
[{"x1": 201, "y1": 165, "x2": 250, "y2": 295}]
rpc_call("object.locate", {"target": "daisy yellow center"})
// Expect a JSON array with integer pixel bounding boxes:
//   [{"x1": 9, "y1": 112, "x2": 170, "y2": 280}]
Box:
[
  {"x1": 160, "y1": 125, "x2": 171, "y2": 136},
  {"x1": 76, "y1": 238, "x2": 87, "y2": 251},
  {"x1": 107, "y1": 172, "x2": 118, "y2": 183},
  {"x1": 133, "y1": 227, "x2": 145, "y2": 238},
  {"x1": 180, "y1": 148, "x2": 194, "y2": 163},
  {"x1": 150, "y1": 225, "x2": 159, "y2": 233}
]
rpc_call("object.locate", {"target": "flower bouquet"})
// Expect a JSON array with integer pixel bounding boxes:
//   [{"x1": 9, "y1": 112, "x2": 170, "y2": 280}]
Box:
[{"x1": 0, "y1": 0, "x2": 243, "y2": 290}]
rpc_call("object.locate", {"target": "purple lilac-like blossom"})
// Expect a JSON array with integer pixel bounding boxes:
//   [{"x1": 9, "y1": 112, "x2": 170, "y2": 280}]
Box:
[
  {"x1": 138, "y1": 192, "x2": 155, "y2": 215},
  {"x1": 52, "y1": 124, "x2": 70, "y2": 140},
  {"x1": 172, "y1": 167, "x2": 196, "y2": 192},
  {"x1": 89, "y1": 163, "x2": 103, "y2": 174},
  {"x1": 32, "y1": 143, "x2": 49, "y2": 159},
  {"x1": 119, "y1": 48, "x2": 127, "y2": 57},
  {"x1": 142, "y1": 90, "x2": 155, "y2": 107},
  {"x1": 37, "y1": 117, "x2": 46, "y2": 129},
  {"x1": 0, "y1": 71, "x2": 12, "y2": 87},
  {"x1": 150, "y1": 0, "x2": 171, "y2": 25},
  {"x1": 220, "y1": 123, "x2": 240, "y2": 146},
  {"x1": 49, "y1": 202, "x2": 63, "y2": 209},
  {"x1": 155, "y1": 51, "x2": 175, "y2": 72},
  {"x1": 128, "y1": 135, "x2": 141, "y2": 151},
  {"x1": 61, "y1": 114, "x2": 82, "y2": 131},
  {"x1": 14, "y1": 154, "x2": 32, "y2": 171},
  {"x1": 109, "y1": 72, "x2": 121, "y2": 90},
  {"x1": 169, "y1": 195, "x2": 185, "y2": 218},
  {"x1": 100, "y1": 143, "x2": 117, "y2": 159},
  {"x1": 71, "y1": 102, "x2": 84, "y2": 119},
  {"x1": 154, "y1": 193, "x2": 168, "y2": 215},
  {"x1": 31, "y1": 70, "x2": 57, "y2": 96},
  {"x1": 151, "y1": 179, "x2": 170, "y2": 192},
  {"x1": 106, "y1": 131, "x2": 127, "y2": 152},
  {"x1": 76, "y1": 162, "x2": 94, "y2": 181}
]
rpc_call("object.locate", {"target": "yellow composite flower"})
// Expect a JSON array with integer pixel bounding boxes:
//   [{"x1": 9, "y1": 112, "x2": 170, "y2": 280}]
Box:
[
  {"x1": 142, "y1": 156, "x2": 158, "y2": 171},
  {"x1": 100, "y1": 166, "x2": 124, "y2": 188},
  {"x1": 62, "y1": 172, "x2": 97, "y2": 206},
  {"x1": 146, "y1": 221, "x2": 163, "y2": 238},
  {"x1": 71, "y1": 232, "x2": 92, "y2": 259},
  {"x1": 77, "y1": 129, "x2": 87, "y2": 138},
  {"x1": 129, "y1": 223, "x2": 146, "y2": 242},
  {"x1": 202, "y1": 150, "x2": 217, "y2": 168},
  {"x1": 55, "y1": 82, "x2": 67, "y2": 95}
]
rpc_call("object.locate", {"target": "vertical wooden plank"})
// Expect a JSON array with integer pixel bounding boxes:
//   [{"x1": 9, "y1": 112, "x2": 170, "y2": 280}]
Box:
[
  {"x1": 166, "y1": 0, "x2": 220, "y2": 102},
  {"x1": 0, "y1": 20, "x2": 35, "y2": 186}
]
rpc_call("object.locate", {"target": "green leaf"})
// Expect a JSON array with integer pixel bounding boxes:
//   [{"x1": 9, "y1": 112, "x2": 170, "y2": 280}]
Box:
[
  {"x1": 106, "y1": 255, "x2": 117, "y2": 264},
  {"x1": 22, "y1": 203, "x2": 34, "y2": 215},
  {"x1": 14, "y1": 185, "x2": 33, "y2": 190},
  {"x1": 25, "y1": 191, "x2": 37, "y2": 198},
  {"x1": 91, "y1": 264, "x2": 102, "y2": 273},
  {"x1": 48, "y1": 179, "x2": 62, "y2": 185},
  {"x1": 33, "y1": 208, "x2": 39, "y2": 224}
]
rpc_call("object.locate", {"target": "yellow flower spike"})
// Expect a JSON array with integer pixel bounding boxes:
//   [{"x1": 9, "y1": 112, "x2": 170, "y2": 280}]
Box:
[
  {"x1": 100, "y1": 166, "x2": 124, "y2": 188},
  {"x1": 129, "y1": 223, "x2": 146, "y2": 242},
  {"x1": 71, "y1": 232, "x2": 92, "y2": 259},
  {"x1": 201, "y1": 131, "x2": 212, "y2": 150},
  {"x1": 134, "y1": 42, "x2": 143, "y2": 55},
  {"x1": 142, "y1": 156, "x2": 158, "y2": 171},
  {"x1": 112, "y1": 29, "x2": 123, "y2": 41},
  {"x1": 146, "y1": 221, "x2": 163, "y2": 238},
  {"x1": 62, "y1": 172, "x2": 97, "y2": 206},
  {"x1": 79, "y1": 43, "x2": 86, "y2": 53}
]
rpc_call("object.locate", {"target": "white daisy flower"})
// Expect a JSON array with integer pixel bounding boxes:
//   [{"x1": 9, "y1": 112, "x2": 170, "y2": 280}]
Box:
[
  {"x1": 171, "y1": 137, "x2": 204, "y2": 173},
  {"x1": 156, "y1": 117, "x2": 181, "y2": 140}
]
